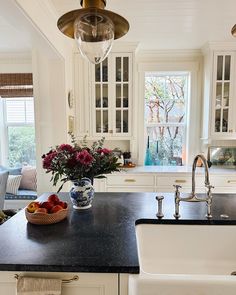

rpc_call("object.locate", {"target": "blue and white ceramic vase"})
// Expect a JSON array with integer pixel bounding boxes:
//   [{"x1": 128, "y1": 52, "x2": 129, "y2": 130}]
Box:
[{"x1": 69, "y1": 178, "x2": 94, "y2": 210}]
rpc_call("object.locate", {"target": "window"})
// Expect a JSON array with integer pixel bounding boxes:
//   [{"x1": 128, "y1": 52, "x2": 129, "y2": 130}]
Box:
[
  {"x1": 4, "y1": 97, "x2": 36, "y2": 167},
  {"x1": 144, "y1": 72, "x2": 189, "y2": 166}
]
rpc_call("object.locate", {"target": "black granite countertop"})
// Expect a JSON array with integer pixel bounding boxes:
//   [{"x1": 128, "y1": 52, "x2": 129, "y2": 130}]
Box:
[{"x1": 0, "y1": 192, "x2": 236, "y2": 274}]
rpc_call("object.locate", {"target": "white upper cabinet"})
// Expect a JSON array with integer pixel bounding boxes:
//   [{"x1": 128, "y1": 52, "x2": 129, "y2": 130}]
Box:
[
  {"x1": 202, "y1": 45, "x2": 236, "y2": 142},
  {"x1": 211, "y1": 51, "x2": 235, "y2": 137},
  {"x1": 91, "y1": 53, "x2": 132, "y2": 138}
]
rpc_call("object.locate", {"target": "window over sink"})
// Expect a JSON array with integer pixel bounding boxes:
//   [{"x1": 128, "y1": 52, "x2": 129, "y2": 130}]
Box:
[{"x1": 144, "y1": 72, "x2": 190, "y2": 166}]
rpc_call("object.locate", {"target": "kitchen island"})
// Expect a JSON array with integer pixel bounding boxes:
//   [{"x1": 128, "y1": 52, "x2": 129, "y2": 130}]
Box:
[{"x1": 0, "y1": 192, "x2": 236, "y2": 294}]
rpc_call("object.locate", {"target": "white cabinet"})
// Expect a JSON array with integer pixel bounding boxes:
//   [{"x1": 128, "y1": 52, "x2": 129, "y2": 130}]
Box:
[
  {"x1": 0, "y1": 272, "x2": 118, "y2": 295},
  {"x1": 156, "y1": 175, "x2": 205, "y2": 193},
  {"x1": 211, "y1": 51, "x2": 235, "y2": 138},
  {"x1": 96, "y1": 171, "x2": 236, "y2": 194},
  {"x1": 91, "y1": 53, "x2": 133, "y2": 138},
  {"x1": 202, "y1": 45, "x2": 236, "y2": 141},
  {"x1": 106, "y1": 173, "x2": 155, "y2": 192}
]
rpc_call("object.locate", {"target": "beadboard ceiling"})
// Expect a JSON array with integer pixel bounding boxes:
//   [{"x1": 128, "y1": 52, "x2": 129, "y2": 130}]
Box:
[{"x1": 51, "y1": 0, "x2": 236, "y2": 50}]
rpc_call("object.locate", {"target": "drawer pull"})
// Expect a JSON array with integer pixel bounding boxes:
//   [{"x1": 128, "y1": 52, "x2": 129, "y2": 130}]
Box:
[
  {"x1": 227, "y1": 180, "x2": 236, "y2": 184},
  {"x1": 175, "y1": 180, "x2": 186, "y2": 183},
  {"x1": 124, "y1": 179, "x2": 136, "y2": 183}
]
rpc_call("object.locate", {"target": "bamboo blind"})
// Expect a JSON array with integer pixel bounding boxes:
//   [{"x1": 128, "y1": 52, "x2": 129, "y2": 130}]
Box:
[{"x1": 0, "y1": 73, "x2": 33, "y2": 98}]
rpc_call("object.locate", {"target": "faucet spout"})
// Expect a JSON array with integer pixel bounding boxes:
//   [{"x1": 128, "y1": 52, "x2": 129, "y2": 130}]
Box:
[
  {"x1": 191, "y1": 154, "x2": 210, "y2": 197},
  {"x1": 173, "y1": 154, "x2": 214, "y2": 219}
]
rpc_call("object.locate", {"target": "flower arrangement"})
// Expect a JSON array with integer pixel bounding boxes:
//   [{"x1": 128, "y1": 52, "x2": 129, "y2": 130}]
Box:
[{"x1": 42, "y1": 134, "x2": 120, "y2": 191}]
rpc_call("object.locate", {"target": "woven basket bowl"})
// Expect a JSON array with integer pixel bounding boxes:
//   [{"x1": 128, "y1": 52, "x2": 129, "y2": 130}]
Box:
[{"x1": 25, "y1": 207, "x2": 69, "y2": 225}]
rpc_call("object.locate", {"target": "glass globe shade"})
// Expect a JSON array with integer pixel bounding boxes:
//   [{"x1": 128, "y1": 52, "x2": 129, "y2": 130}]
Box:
[{"x1": 74, "y1": 13, "x2": 114, "y2": 64}]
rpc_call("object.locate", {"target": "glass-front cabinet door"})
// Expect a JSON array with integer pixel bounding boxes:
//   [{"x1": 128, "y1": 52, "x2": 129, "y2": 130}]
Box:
[
  {"x1": 114, "y1": 55, "x2": 130, "y2": 135},
  {"x1": 94, "y1": 58, "x2": 109, "y2": 134},
  {"x1": 212, "y1": 52, "x2": 234, "y2": 137},
  {"x1": 92, "y1": 53, "x2": 132, "y2": 137}
]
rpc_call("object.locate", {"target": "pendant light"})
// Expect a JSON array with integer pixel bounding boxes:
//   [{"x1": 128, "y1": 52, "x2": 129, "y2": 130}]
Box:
[
  {"x1": 231, "y1": 24, "x2": 236, "y2": 37},
  {"x1": 57, "y1": 0, "x2": 129, "y2": 64}
]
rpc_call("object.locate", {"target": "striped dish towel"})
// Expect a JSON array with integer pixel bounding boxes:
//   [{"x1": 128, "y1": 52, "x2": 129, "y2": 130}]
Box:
[{"x1": 17, "y1": 277, "x2": 61, "y2": 295}]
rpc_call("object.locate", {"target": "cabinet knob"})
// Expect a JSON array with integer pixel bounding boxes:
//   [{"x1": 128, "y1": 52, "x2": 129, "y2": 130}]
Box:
[{"x1": 109, "y1": 130, "x2": 113, "y2": 134}]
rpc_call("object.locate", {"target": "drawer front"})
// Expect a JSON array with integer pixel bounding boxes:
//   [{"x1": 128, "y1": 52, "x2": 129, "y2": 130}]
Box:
[
  {"x1": 106, "y1": 187, "x2": 155, "y2": 193},
  {"x1": 157, "y1": 176, "x2": 205, "y2": 189},
  {"x1": 106, "y1": 174, "x2": 155, "y2": 187},
  {"x1": 157, "y1": 176, "x2": 192, "y2": 187},
  {"x1": 210, "y1": 176, "x2": 236, "y2": 188}
]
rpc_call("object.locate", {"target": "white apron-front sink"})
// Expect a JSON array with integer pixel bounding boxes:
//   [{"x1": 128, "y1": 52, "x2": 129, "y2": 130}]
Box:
[{"x1": 129, "y1": 223, "x2": 236, "y2": 295}]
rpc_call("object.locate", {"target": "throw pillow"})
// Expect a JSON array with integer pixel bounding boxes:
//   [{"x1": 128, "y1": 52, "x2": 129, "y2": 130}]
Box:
[
  {"x1": 6, "y1": 175, "x2": 22, "y2": 195},
  {"x1": 20, "y1": 166, "x2": 37, "y2": 191}
]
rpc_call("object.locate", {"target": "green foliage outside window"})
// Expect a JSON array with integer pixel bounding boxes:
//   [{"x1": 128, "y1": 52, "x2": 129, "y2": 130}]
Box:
[{"x1": 8, "y1": 126, "x2": 36, "y2": 167}]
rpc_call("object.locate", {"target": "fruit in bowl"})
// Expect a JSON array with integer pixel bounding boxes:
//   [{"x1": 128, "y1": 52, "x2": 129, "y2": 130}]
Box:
[{"x1": 25, "y1": 194, "x2": 68, "y2": 225}]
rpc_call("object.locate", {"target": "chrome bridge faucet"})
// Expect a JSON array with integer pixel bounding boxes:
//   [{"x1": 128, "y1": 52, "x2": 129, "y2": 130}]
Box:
[{"x1": 173, "y1": 154, "x2": 214, "y2": 219}]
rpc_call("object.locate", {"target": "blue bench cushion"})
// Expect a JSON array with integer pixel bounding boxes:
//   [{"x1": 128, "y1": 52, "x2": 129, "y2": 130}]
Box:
[{"x1": 5, "y1": 189, "x2": 37, "y2": 200}]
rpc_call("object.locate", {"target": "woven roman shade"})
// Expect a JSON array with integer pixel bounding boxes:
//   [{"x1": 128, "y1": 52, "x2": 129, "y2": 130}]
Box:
[{"x1": 0, "y1": 73, "x2": 33, "y2": 98}]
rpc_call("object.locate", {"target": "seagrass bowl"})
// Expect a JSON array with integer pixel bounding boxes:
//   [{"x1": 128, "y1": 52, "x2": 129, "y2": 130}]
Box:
[{"x1": 25, "y1": 206, "x2": 68, "y2": 225}]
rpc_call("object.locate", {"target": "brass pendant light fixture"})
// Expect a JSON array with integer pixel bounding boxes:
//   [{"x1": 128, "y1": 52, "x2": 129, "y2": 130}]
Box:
[
  {"x1": 57, "y1": 0, "x2": 129, "y2": 64},
  {"x1": 231, "y1": 24, "x2": 236, "y2": 37}
]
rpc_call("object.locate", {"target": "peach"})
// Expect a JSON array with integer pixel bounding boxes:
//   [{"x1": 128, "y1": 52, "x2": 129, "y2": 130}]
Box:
[
  {"x1": 55, "y1": 201, "x2": 67, "y2": 209},
  {"x1": 35, "y1": 208, "x2": 48, "y2": 214},
  {"x1": 47, "y1": 194, "x2": 60, "y2": 204},
  {"x1": 40, "y1": 201, "x2": 54, "y2": 211},
  {"x1": 50, "y1": 205, "x2": 63, "y2": 213},
  {"x1": 27, "y1": 201, "x2": 40, "y2": 213}
]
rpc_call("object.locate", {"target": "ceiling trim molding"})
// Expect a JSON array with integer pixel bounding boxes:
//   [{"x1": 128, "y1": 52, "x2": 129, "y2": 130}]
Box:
[
  {"x1": 136, "y1": 49, "x2": 202, "y2": 59},
  {"x1": 202, "y1": 41, "x2": 236, "y2": 54}
]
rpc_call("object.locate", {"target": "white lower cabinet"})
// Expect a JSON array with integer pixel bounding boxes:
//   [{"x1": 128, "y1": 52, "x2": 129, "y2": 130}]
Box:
[
  {"x1": 0, "y1": 272, "x2": 119, "y2": 295},
  {"x1": 95, "y1": 172, "x2": 236, "y2": 194}
]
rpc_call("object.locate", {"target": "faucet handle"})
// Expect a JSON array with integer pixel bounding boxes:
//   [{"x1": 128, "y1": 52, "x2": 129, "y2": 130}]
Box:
[
  {"x1": 173, "y1": 184, "x2": 182, "y2": 191},
  {"x1": 205, "y1": 184, "x2": 214, "y2": 190}
]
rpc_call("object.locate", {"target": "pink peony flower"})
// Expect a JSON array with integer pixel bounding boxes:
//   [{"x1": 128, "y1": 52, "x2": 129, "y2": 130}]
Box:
[
  {"x1": 42, "y1": 151, "x2": 57, "y2": 169},
  {"x1": 97, "y1": 148, "x2": 112, "y2": 155},
  {"x1": 58, "y1": 144, "x2": 74, "y2": 152},
  {"x1": 76, "y1": 150, "x2": 94, "y2": 166}
]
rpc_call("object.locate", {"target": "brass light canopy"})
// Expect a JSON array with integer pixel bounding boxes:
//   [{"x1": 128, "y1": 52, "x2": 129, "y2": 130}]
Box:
[
  {"x1": 57, "y1": 0, "x2": 129, "y2": 64},
  {"x1": 231, "y1": 24, "x2": 236, "y2": 37}
]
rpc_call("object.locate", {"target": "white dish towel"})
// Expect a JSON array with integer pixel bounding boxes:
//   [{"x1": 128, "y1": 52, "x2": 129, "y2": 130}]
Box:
[{"x1": 16, "y1": 276, "x2": 62, "y2": 295}]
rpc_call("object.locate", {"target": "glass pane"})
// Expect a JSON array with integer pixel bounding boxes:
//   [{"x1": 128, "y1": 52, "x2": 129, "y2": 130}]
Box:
[
  {"x1": 116, "y1": 110, "x2": 121, "y2": 132},
  {"x1": 145, "y1": 75, "x2": 187, "y2": 124},
  {"x1": 95, "y1": 63, "x2": 100, "y2": 82},
  {"x1": 224, "y1": 55, "x2": 231, "y2": 80},
  {"x1": 123, "y1": 84, "x2": 128, "y2": 107},
  {"x1": 215, "y1": 109, "x2": 221, "y2": 132},
  {"x1": 8, "y1": 126, "x2": 36, "y2": 167},
  {"x1": 116, "y1": 57, "x2": 121, "y2": 82},
  {"x1": 102, "y1": 84, "x2": 108, "y2": 107},
  {"x1": 217, "y1": 56, "x2": 223, "y2": 80},
  {"x1": 116, "y1": 84, "x2": 121, "y2": 107},
  {"x1": 123, "y1": 110, "x2": 128, "y2": 133},
  {"x1": 96, "y1": 110, "x2": 101, "y2": 132},
  {"x1": 123, "y1": 57, "x2": 129, "y2": 82},
  {"x1": 102, "y1": 58, "x2": 108, "y2": 82},
  {"x1": 145, "y1": 126, "x2": 185, "y2": 166},
  {"x1": 222, "y1": 109, "x2": 228, "y2": 132},
  {"x1": 215, "y1": 82, "x2": 222, "y2": 108},
  {"x1": 103, "y1": 110, "x2": 108, "y2": 133},
  {"x1": 223, "y1": 82, "x2": 230, "y2": 107},
  {"x1": 95, "y1": 84, "x2": 101, "y2": 107}
]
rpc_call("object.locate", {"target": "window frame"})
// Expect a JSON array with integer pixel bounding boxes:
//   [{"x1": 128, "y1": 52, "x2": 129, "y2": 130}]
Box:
[
  {"x1": 0, "y1": 97, "x2": 35, "y2": 167},
  {"x1": 144, "y1": 71, "x2": 190, "y2": 166},
  {"x1": 137, "y1": 60, "x2": 201, "y2": 166}
]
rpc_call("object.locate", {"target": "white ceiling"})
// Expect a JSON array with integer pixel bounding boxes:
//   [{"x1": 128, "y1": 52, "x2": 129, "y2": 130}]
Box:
[
  {"x1": 0, "y1": 0, "x2": 32, "y2": 53},
  {"x1": 51, "y1": 0, "x2": 236, "y2": 50}
]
